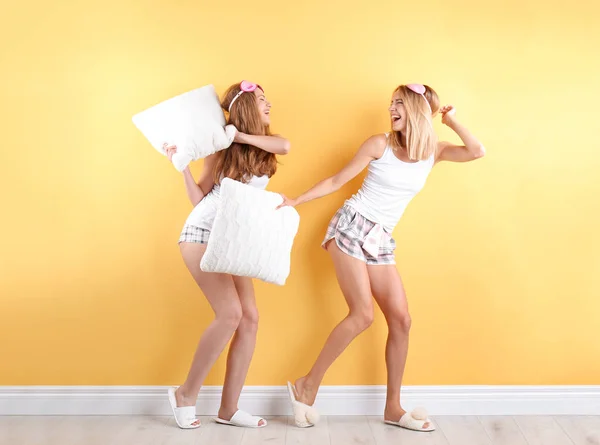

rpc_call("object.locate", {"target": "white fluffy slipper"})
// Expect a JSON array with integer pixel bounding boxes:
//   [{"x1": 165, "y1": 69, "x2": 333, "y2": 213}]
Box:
[
  {"x1": 286, "y1": 381, "x2": 320, "y2": 428},
  {"x1": 214, "y1": 409, "x2": 267, "y2": 428},
  {"x1": 167, "y1": 387, "x2": 200, "y2": 429},
  {"x1": 384, "y1": 408, "x2": 435, "y2": 432}
]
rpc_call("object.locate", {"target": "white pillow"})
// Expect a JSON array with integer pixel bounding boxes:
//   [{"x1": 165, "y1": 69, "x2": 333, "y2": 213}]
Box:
[
  {"x1": 200, "y1": 178, "x2": 300, "y2": 285},
  {"x1": 132, "y1": 85, "x2": 237, "y2": 171}
]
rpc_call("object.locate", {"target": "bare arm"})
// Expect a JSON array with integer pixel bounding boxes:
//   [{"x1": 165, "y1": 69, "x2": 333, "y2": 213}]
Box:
[
  {"x1": 234, "y1": 132, "x2": 291, "y2": 155},
  {"x1": 279, "y1": 134, "x2": 386, "y2": 208},
  {"x1": 165, "y1": 144, "x2": 217, "y2": 206},
  {"x1": 436, "y1": 105, "x2": 486, "y2": 163},
  {"x1": 183, "y1": 153, "x2": 217, "y2": 206}
]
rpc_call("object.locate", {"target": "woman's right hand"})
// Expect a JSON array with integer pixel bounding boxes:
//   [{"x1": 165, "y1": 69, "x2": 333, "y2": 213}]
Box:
[
  {"x1": 276, "y1": 194, "x2": 297, "y2": 210},
  {"x1": 163, "y1": 143, "x2": 177, "y2": 163}
]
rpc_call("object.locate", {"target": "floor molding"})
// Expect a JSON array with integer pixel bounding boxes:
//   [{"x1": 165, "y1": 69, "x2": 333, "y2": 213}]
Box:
[{"x1": 1, "y1": 385, "x2": 599, "y2": 416}]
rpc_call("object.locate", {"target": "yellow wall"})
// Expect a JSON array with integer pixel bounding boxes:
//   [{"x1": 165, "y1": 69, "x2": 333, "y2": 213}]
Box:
[{"x1": 1, "y1": 0, "x2": 599, "y2": 386}]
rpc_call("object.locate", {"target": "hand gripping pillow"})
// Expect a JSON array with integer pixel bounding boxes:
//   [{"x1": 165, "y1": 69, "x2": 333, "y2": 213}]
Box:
[
  {"x1": 200, "y1": 178, "x2": 300, "y2": 285},
  {"x1": 132, "y1": 85, "x2": 237, "y2": 172}
]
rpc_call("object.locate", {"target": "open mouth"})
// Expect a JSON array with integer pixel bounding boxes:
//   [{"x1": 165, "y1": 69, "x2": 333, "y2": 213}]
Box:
[{"x1": 391, "y1": 115, "x2": 401, "y2": 123}]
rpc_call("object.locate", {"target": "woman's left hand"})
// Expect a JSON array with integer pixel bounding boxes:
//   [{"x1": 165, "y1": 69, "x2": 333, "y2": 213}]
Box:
[
  {"x1": 440, "y1": 105, "x2": 457, "y2": 126},
  {"x1": 233, "y1": 130, "x2": 246, "y2": 144}
]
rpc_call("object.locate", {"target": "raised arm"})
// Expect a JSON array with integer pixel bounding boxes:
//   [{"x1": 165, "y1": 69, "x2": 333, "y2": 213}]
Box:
[
  {"x1": 165, "y1": 144, "x2": 217, "y2": 206},
  {"x1": 234, "y1": 132, "x2": 291, "y2": 155},
  {"x1": 436, "y1": 105, "x2": 486, "y2": 163}
]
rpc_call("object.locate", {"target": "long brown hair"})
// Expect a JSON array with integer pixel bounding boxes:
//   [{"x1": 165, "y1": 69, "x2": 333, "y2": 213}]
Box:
[
  {"x1": 389, "y1": 84, "x2": 440, "y2": 161},
  {"x1": 213, "y1": 83, "x2": 277, "y2": 184}
]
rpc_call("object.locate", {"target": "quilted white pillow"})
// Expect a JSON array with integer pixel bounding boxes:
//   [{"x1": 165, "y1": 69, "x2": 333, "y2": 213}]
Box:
[
  {"x1": 132, "y1": 85, "x2": 237, "y2": 172},
  {"x1": 200, "y1": 178, "x2": 300, "y2": 285}
]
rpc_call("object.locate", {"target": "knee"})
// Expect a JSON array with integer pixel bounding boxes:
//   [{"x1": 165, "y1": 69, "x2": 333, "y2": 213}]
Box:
[
  {"x1": 217, "y1": 303, "x2": 243, "y2": 331},
  {"x1": 388, "y1": 310, "x2": 411, "y2": 333},
  {"x1": 350, "y1": 307, "x2": 374, "y2": 332},
  {"x1": 238, "y1": 308, "x2": 259, "y2": 335}
]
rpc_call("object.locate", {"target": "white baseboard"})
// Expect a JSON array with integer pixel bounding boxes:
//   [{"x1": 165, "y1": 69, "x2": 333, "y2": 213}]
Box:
[{"x1": 1, "y1": 385, "x2": 599, "y2": 416}]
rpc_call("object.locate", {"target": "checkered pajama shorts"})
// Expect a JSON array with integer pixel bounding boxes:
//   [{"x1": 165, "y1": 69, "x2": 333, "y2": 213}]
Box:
[
  {"x1": 322, "y1": 205, "x2": 396, "y2": 265},
  {"x1": 178, "y1": 224, "x2": 210, "y2": 244}
]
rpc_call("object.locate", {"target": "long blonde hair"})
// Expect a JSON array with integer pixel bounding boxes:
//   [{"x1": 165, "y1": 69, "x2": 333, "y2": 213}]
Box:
[
  {"x1": 389, "y1": 84, "x2": 440, "y2": 161},
  {"x1": 214, "y1": 83, "x2": 277, "y2": 184}
]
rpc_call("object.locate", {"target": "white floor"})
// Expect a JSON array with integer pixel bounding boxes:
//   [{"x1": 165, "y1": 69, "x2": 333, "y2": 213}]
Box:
[{"x1": 1, "y1": 415, "x2": 599, "y2": 445}]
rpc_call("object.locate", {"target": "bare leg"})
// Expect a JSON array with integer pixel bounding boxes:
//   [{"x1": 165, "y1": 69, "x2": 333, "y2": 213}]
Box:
[
  {"x1": 218, "y1": 276, "x2": 265, "y2": 426},
  {"x1": 295, "y1": 241, "x2": 374, "y2": 406},
  {"x1": 368, "y1": 264, "x2": 430, "y2": 430},
  {"x1": 174, "y1": 243, "x2": 242, "y2": 426}
]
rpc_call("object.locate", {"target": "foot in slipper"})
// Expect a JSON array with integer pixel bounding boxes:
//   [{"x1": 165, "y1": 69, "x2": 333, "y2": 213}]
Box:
[
  {"x1": 168, "y1": 387, "x2": 201, "y2": 429},
  {"x1": 287, "y1": 381, "x2": 320, "y2": 428},
  {"x1": 215, "y1": 409, "x2": 267, "y2": 428},
  {"x1": 384, "y1": 407, "x2": 435, "y2": 432}
]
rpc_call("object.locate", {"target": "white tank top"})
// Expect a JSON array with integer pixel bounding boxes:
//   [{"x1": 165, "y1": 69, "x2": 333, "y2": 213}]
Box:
[
  {"x1": 345, "y1": 135, "x2": 435, "y2": 232},
  {"x1": 185, "y1": 175, "x2": 270, "y2": 230}
]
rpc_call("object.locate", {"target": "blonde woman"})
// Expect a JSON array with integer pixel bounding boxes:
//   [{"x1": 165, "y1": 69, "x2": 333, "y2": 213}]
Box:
[{"x1": 279, "y1": 84, "x2": 485, "y2": 431}]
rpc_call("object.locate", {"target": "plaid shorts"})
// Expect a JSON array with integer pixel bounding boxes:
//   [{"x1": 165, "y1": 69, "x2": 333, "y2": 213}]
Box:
[
  {"x1": 178, "y1": 224, "x2": 210, "y2": 244},
  {"x1": 322, "y1": 205, "x2": 396, "y2": 265}
]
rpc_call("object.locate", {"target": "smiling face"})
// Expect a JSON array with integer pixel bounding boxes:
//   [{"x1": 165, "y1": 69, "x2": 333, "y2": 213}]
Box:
[
  {"x1": 389, "y1": 90, "x2": 408, "y2": 132},
  {"x1": 388, "y1": 84, "x2": 440, "y2": 161},
  {"x1": 254, "y1": 88, "x2": 271, "y2": 126},
  {"x1": 216, "y1": 82, "x2": 277, "y2": 185}
]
